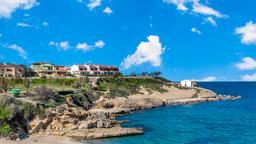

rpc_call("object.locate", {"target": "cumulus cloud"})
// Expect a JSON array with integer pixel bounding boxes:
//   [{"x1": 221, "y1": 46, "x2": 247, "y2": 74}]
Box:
[
  {"x1": 121, "y1": 35, "x2": 165, "y2": 70},
  {"x1": 87, "y1": 0, "x2": 102, "y2": 10},
  {"x1": 76, "y1": 43, "x2": 90, "y2": 51},
  {"x1": 235, "y1": 21, "x2": 256, "y2": 45},
  {"x1": 236, "y1": 57, "x2": 256, "y2": 70},
  {"x1": 49, "y1": 41, "x2": 70, "y2": 51},
  {"x1": 103, "y1": 7, "x2": 113, "y2": 15},
  {"x1": 94, "y1": 40, "x2": 105, "y2": 48},
  {"x1": 163, "y1": 0, "x2": 227, "y2": 25},
  {"x1": 4, "y1": 44, "x2": 27, "y2": 59},
  {"x1": 76, "y1": 40, "x2": 105, "y2": 52},
  {"x1": 17, "y1": 22, "x2": 32, "y2": 27},
  {"x1": 191, "y1": 27, "x2": 201, "y2": 34},
  {"x1": 241, "y1": 73, "x2": 256, "y2": 81},
  {"x1": 0, "y1": 0, "x2": 38, "y2": 18}
]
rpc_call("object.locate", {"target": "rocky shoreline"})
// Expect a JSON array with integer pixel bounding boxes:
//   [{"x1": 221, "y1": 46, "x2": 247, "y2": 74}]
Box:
[
  {"x1": 26, "y1": 86, "x2": 240, "y2": 141},
  {"x1": 0, "y1": 83, "x2": 241, "y2": 144}
]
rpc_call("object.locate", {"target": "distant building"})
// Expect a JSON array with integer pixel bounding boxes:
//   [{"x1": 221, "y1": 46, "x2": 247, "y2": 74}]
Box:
[
  {"x1": 180, "y1": 80, "x2": 198, "y2": 87},
  {"x1": 30, "y1": 62, "x2": 68, "y2": 78},
  {"x1": 30, "y1": 62, "x2": 55, "y2": 78},
  {"x1": 0, "y1": 63, "x2": 25, "y2": 79},
  {"x1": 53, "y1": 66, "x2": 67, "y2": 78},
  {"x1": 70, "y1": 64, "x2": 119, "y2": 77}
]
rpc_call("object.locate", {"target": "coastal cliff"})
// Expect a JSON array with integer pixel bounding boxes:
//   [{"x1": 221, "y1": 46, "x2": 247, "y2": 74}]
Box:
[{"x1": 0, "y1": 77, "x2": 240, "y2": 143}]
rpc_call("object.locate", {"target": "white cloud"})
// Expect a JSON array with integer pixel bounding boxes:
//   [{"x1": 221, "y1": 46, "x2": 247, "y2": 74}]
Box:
[
  {"x1": 5, "y1": 44, "x2": 27, "y2": 59},
  {"x1": 236, "y1": 57, "x2": 256, "y2": 70},
  {"x1": 0, "y1": 0, "x2": 38, "y2": 18},
  {"x1": 121, "y1": 35, "x2": 165, "y2": 70},
  {"x1": 195, "y1": 76, "x2": 217, "y2": 82},
  {"x1": 203, "y1": 17, "x2": 217, "y2": 26},
  {"x1": 94, "y1": 40, "x2": 105, "y2": 48},
  {"x1": 103, "y1": 7, "x2": 113, "y2": 15},
  {"x1": 163, "y1": 0, "x2": 227, "y2": 25},
  {"x1": 241, "y1": 73, "x2": 256, "y2": 81},
  {"x1": 235, "y1": 21, "x2": 256, "y2": 45},
  {"x1": 17, "y1": 22, "x2": 32, "y2": 27},
  {"x1": 49, "y1": 41, "x2": 70, "y2": 51},
  {"x1": 76, "y1": 43, "x2": 90, "y2": 51},
  {"x1": 163, "y1": 0, "x2": 189, "y2": 11},
  {"x1": 59, "y1": 41, "x2": 70, "y2": 50},
  {"x1": 76, "y1": 40, "x2": 105, "y2": 52},
  {"x1": 87, "y1": 0, "x2": 102, "y2": 10},
  {"x1": 191, "y1": 27, "x2": 201, "y2": 34},
  {"x1": 42, "y1": 22, "x2": 48, "y2": 26},
  {"x1": 192, "y1": 2, "x2": 227, "y2": 18}
]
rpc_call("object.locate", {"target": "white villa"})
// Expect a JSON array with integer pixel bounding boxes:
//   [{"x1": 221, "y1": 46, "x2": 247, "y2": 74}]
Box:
[{"x1": 180, "y1": 80, "x2": 198, "y2": 88}]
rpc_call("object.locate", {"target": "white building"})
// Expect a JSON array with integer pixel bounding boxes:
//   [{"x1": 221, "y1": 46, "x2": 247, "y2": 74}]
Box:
[
  {"x1": 69, "y1": 64, "x2": 119, "y2": 77},
  {"x1": 180, "y1": 80, "x2": 197, "y2": 87}
]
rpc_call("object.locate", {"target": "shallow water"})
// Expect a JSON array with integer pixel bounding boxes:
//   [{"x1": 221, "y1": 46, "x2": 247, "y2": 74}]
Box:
[{"x1": 85, "y1": 82, "x2": 256, "y2": 144}]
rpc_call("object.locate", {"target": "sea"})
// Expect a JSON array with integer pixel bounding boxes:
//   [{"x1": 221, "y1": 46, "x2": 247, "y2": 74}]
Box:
[{"x1": 85, "y1": 82, "x2": 256, "y2": 144}]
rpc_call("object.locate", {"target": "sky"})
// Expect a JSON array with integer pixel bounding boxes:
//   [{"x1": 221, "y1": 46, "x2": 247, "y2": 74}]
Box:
[{"x1": 0, "y1": 0, "x2": 256, "y2": 81}]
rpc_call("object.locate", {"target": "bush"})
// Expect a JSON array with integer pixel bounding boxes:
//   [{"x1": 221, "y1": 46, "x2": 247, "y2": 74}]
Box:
[
  {"x1": 21, "y1": 102, "x2": 44, "y2": 121},
  {"x1": 98, "y1": 81, "x2": 107, "y2": 91},
  {"x1": 0, "y1": 123, "x2": 11, "y2": 137},
  {"x1": 0, "y1": 105, "x2": 10, "y2": 121},
  {"x1": 34, "y1": 86, "x2": 56, "y2": 99}
]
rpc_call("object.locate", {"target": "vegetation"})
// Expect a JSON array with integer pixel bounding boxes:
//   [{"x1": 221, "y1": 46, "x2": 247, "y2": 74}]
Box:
[
  {"x1": 0, "y1": 124, "x2": 12, "y2": 137},
  {"x1": 97, "y1": 77, "x2": 169, "y2": 98},
  {"x1": 0, "y1": 75, "x2": 172, "y2": 138}
]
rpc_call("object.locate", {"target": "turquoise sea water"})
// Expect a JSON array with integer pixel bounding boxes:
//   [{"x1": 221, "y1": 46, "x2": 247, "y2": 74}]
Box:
[{"x1": 86, "y1": 82, "x2": 256, "y2": 144}]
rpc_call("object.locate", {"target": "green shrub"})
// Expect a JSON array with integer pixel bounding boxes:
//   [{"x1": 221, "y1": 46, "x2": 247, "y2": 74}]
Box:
[
  {"x1": 0, "y1": 105, "x2": 10, "y2": 120},
  {"x1": 0, "y1": 123, "x2": 11, "y2": 137}
]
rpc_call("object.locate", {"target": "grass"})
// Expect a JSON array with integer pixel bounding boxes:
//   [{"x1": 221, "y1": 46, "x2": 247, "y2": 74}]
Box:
[{"x1": 97, "y1": 77, "x2": 168, "y2": 98}]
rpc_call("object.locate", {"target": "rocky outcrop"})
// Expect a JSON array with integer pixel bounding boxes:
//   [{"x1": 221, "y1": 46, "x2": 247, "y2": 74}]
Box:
[
  {"x1": 36, "y1": 127, "x2": 143, "y2": 140},
  {"x1": 92, "y1": 86, "x2": 241, "y2": 115},
  {"x1": 29, "y1": 86, "x2": 240, "y2": 140},
  {"x1": 28, "y1": 103, "x2": 143, "y2": 140}
]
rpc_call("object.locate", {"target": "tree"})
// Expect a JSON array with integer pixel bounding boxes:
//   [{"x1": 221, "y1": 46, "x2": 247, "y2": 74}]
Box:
[
  {"x1": 151, "y1": 71, "x2": 162, "y2": 77},
  {"x1": 113, "y1": 72, "x2": 123, "y2": 78},
  {"x1": 154, "y1": 71, "x2": 162, "y2": 77},
  {"x1": 129, "y1": 72, "x2": 137, "y2": 77},
  {"x1": 141, "y1": 72, "x2": 148, "y2": 76}
]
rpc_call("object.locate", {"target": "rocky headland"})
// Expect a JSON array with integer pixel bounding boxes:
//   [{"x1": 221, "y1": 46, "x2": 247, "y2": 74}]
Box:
[{"x1": 0, "y1": 77, "x2": 240, "y2": 143}]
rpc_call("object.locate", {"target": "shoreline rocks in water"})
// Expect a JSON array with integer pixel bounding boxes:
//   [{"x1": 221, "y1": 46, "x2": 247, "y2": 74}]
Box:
[{"x1": 0, "y1": 78, "x2": 241, "y2": 143}]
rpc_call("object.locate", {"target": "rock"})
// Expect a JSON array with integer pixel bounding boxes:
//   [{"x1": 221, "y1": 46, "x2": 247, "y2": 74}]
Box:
[
  {"x1": 96, "y1": 119, "x2": 111, "y2": 128},
  {"x1": 77, "y1": 120, "x2": 97, "y2": 129},
  {"x1": 43, "y1": 127, "x2": 144, "y2": 140}
]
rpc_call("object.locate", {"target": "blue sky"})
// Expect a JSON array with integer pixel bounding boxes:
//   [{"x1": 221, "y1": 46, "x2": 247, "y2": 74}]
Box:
[{"x1": 1, "y1": 0, "x2": 256, "y2": 81}]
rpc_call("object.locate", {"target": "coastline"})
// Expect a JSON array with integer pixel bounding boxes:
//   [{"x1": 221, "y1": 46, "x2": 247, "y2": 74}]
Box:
[{"x1": 0, "y1": 85, "x2": 241, "y2": 144}]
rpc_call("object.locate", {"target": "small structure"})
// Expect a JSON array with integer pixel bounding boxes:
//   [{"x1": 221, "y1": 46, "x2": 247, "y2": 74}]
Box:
[{"x1": 180, "y1": 80, "x2": 198, "y2": 88}]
